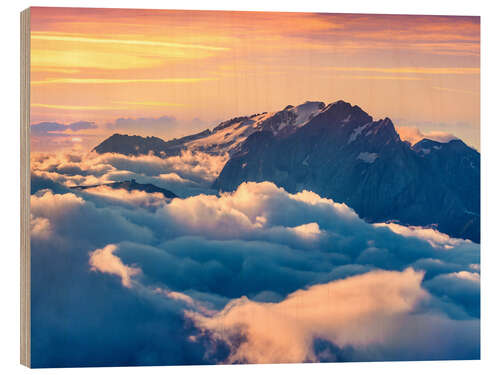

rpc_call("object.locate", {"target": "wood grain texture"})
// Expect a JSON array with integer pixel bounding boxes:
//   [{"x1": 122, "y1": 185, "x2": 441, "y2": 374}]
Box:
[{"x1": 20, "y1": 7, "x2": 31, "y2": 368}]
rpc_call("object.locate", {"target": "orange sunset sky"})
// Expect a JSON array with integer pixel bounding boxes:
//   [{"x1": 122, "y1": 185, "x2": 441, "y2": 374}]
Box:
[{"x1": 29, "y1": 7, "x2": 480, "y2": 150}]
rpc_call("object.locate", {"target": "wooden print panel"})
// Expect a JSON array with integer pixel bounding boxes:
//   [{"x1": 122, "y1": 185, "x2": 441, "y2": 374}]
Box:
[{"x1": 21, "y1": 7, "x2": 480, "y2": 368}]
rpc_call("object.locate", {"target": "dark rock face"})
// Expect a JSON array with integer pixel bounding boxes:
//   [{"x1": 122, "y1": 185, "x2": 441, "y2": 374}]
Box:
[
  {"x1": 214, "y1": 101, "x2": 480, "y2": 243},
  {"x1": 93, "y1": 134, "x2": 170, "y2": 156},
  {"x1": 70, "y1": 179, "x2": 177, "y2": 199},
  {"x1": 89, "y1": 100, "x2": 480, "y2": 242}
]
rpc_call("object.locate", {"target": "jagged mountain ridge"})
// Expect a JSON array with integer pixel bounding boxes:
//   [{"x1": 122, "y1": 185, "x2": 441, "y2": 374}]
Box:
[
  {"x1": 93, "y1": 101, "x2": 326, "y2": 157},
  {"x1": 92, "y1": 100, "x2": 480, "y2": 242},
  {"x1": 214, "y1": 101, "x2": 480, "y2": 242},
  {"x1": 70, "y1": 179, "x2": 177, "y2": 199}
]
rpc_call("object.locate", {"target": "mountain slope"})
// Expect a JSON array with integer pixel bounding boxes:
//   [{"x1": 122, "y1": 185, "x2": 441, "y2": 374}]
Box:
[
  {"x1": 213, "y1": 101, "x2": 480, "y2": 242},
  {"x1": 91, "y1": 100, "x2": 480, "y2": 242},
  {"x1": 93, "y1": 101, "x2": 325, "y2": 157}
]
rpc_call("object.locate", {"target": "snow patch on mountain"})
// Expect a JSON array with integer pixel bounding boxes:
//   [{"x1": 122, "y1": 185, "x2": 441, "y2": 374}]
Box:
[
  {"x1": 185, "y1": 115, "x2": 262, "y2": 155},
  {"x1": 357, "y1": 152, "x2": 379, "y2": 163},
  {"x1": 293, "y1": 101, "x2": 325, "y2": 127},
  {"x1": 185, "y1": 102, "x2": 324, "y2": 155},
  {"x1": 348, "y1": 123, "x2": 371, "y2": 144}
]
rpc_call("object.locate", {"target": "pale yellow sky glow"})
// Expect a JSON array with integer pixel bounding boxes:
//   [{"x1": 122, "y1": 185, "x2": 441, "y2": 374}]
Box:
[
  {"x1": 32, "y1": 33, "x2": 230, "y2": 51},
  {"x1": 30, "y1": 7, "x2": 480, "y2": 150}
]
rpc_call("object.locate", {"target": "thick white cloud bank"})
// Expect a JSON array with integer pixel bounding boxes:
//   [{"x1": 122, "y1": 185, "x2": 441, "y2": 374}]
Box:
[
  {"x1": 187, "y1": 268, "x2": 428, "y2": 363},
  {"x1": 29, "y1": 151, "x2": 480, "y2": 367},
  {"x1": 31, "y1": 150, "x2": 228, "y2": 198}
]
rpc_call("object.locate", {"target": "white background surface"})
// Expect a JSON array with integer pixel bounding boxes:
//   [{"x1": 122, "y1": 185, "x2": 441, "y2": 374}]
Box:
[{"x1": 1, "y1": 0, "x2": 498, "y2": 373}]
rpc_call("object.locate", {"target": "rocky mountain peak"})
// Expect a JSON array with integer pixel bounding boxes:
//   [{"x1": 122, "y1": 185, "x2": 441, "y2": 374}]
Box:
[
  {"x1": 90, "y1": 99, "x2": 479, "y2": 242},
  {"x1": 368, "y1": 117, "x2": 400, "y2": 143},
  {"x1": 312, "y1": 100, "x2": 373, "y2": 127}
]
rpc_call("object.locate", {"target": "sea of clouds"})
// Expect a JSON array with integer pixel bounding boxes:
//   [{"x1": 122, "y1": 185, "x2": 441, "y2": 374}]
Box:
[{"x1": 30, "y1": 150, "x2": 480, "y2": 367}]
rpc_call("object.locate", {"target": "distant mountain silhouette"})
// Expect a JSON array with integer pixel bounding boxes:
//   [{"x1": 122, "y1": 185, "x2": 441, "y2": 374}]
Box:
[
  {"x1": 92, "y1": 100, "x2": 480, "y2": 242},
  {"x1": 93, "y1": 130, "x2": 211, "y2": 157},
  {"x1": 70, "y1": 179, "x2": 177, "y2": 199}
]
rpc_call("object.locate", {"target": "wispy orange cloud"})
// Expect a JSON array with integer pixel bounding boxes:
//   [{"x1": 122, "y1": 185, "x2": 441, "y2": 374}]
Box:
[
  {"x1": 32, "y1": 32, "x2": 230, "y2": 51},
  {"x1": 32, "y1": 103, "x2": 129, "y2": 110},
  {"x1": 31, "y1": 67, "x2": 81, "y2": 74},
  {"x1": 328, "y1": 66, "x2": 479, "y2": 75},
  {"x1": 31, "y1": 77, "x2": 216, "y2": 85},
  {"x1": 29, "y1": 8, "x2": 480, "y2": 149},
  {"x1": 335, "y1": 75, "x2": 424, "y2": 81},
  {"x1": 31, "y1": 48, "x2": 162, "y2": 70},
  {"x1": 396, "y1": 126, "x2": 458, "y2": 145}
]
